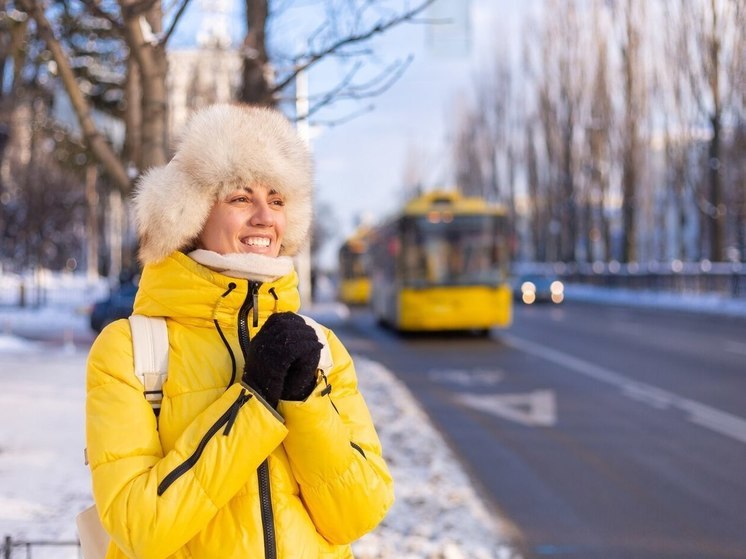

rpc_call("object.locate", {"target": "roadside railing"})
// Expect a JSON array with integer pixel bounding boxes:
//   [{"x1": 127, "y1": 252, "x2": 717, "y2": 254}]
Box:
[
  {"x1": 2, "y1": 536, "x2": 81, "y2": 559},
  {"x1": 513, "y1": 260, "x2": 746, "y2": 298}
]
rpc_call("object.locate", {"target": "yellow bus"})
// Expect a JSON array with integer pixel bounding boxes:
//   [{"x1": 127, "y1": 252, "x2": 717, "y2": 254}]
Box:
[
  {"x1": 369, "y1": 190, "x2": 512, "y2": 333},
  {"x1": 337, "y1": 226, "x2": 373, "y2": 305}
]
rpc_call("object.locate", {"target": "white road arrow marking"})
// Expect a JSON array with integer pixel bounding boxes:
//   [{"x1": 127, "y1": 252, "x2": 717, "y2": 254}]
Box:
[
  {"x1": 457, "y1": 390, "x2": 557, "y2": 427},
  {"x1": 428, "y1": 368, "x2": 504, "y2": 387},
  {"x1": 505, "y1": 334, "x2": 746, "y2": 444}
]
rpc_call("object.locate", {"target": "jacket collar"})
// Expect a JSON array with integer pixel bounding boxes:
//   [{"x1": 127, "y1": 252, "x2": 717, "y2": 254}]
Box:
[{"x1": 133, "y1": 251, "x2": 301, "y2": 328}]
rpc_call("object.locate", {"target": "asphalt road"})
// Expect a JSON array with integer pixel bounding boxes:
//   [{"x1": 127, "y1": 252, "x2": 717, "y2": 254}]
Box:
[{"x1": 334, "y1": 302, "x2": 746, "y2": 559}]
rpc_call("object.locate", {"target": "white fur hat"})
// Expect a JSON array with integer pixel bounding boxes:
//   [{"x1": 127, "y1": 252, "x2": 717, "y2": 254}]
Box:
[{"x1": 133, "y1": 103, "x2": 313, "y2": 265}]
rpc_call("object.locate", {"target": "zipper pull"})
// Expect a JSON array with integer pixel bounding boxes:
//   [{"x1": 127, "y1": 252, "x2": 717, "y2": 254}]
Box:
[
  {"x1": 224, "y1": 389, "x2": 250, "y2": 436},
  {"x1": 250, "y1": 281, "x2": 260, "y2": 328}
]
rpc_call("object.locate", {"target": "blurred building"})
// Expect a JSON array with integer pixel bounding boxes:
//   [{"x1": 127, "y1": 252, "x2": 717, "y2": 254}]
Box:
[
  {"x1": 167, "y1": 0, "x2": 241, "y2": 139},
  {"x1": 167, "y1": 47, "x2": 241, "y2": 140}
]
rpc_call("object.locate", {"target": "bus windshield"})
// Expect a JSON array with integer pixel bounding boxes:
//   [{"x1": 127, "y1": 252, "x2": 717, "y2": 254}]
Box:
[
  {"x1": 339, "y1": 246, "x2": 369, "y2": 280},
  {"x1": 400, "y1": 214, "x2": 507, "y2": 287}
]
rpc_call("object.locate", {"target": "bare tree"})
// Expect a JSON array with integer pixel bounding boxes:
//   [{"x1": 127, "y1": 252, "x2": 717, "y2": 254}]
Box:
[
  {"x1": 678, "y1": 0, "x2": 743, "y2": 261},
  {"x1": 657, "y1": 1, "x2": 698, "y2": 261},
  {"x1": 584, "y1": 0, "x2": 614, "y2": 262},
  {"x1": 17, "y1": 0, "x2": 175, "y2": 192},
  {"x1": 452, "y1": 104, "x2": 488, "y2": 199},
  {"x1": 611, "y1": 0, "x2": 646, "y2": 263},
  {"x1": 524, "y1": 118, "x2": 547, "y2": 261},
  {"x1": 533, "y1": 0, "x2": 589, "y2": 262}
]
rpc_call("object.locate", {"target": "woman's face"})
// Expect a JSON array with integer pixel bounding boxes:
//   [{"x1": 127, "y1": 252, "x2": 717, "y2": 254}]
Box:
[{"x1": 197, "y1": 184, "x2": 286, "y2": 257}]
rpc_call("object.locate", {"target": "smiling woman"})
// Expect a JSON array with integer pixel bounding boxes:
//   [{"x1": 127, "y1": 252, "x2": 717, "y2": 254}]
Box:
[{"x1": 84, "y1": 103, "x2": 394, "y2": 559}]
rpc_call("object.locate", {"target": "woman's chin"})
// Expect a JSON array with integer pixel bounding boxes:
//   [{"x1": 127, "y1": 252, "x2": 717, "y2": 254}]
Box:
[{"x1": 239, "y1": 245, "x2": 276, "y2": 257}]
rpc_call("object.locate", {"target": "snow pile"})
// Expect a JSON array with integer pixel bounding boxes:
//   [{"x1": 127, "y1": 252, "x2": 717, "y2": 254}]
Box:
[
  {"x1": 0, "y1": 334, "x2": 39, "y2": 353},
  {"x1": 565, "y1": 283, "x2": 746, "y2": 318},
  {"x1": 0, "y1": 349, "x2": 91, "y2": 547},
  {"x1": 352, "y1": 357, "x2": 519, "y2": 559}
]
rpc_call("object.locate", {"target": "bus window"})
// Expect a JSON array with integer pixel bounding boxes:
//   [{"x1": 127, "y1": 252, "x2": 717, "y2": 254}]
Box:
[{"x1": 401, "y1": 215, "x2": 505, "y2": 287}]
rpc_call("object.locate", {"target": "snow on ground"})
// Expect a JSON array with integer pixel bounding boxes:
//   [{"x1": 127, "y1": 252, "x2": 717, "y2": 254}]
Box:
[
  {"x1": 0, "y1": 274, "x2": 518, "y2": 558},
  {"x1": 565, "y1": 284, "x2": 746, "y2": 318},
  {"x1": 0, "y1": 344, "x2": 91, "y2": 548},
  {"x1": 352, "y1": 356, "x2": 517, "y2": 559}
]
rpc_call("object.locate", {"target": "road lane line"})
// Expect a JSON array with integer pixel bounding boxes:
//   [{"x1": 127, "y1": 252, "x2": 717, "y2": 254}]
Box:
[
  {"x1": 503, "y1": 334, "x2": 746, "y2": 445},
  {"x1": 724, "y1": 340, "x2": 746, "y2": 357}
]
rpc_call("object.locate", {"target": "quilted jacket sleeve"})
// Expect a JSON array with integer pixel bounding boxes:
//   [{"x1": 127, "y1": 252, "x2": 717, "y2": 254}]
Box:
[
  {"x1": 278, "y1": 328, "x2": 394, "y2": 545},
  {"x1": 86, "y1": 320, "x2": 288, "y2": 559}
]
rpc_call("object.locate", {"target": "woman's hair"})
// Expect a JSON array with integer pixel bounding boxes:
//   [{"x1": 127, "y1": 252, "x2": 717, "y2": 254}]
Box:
[{"x1": 133, "y1": 104, "x2": 313, "y2": 265}]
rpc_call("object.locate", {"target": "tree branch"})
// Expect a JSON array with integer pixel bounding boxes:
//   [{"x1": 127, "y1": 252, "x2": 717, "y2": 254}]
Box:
[
  {"x1": 309, "y1": 103, "x2": 375, "y2": 128},
  {"x1": 78, "y1": 0, "x2": 123, "y2": 30},
  {"x1": 270, "y1": 0, "x2": 435, "y2": 96},
  {"x1": 159, "y1": 0, "x2": 192, "y2": 47},
  {"x1": 19, "y1": 0, "x2": 131, "y2": 192}
]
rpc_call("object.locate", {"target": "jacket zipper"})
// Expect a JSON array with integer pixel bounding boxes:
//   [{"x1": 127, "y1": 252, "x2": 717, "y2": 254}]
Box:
[
  {"x1": 319, "y1": 372, "x2": 368, "y2": 460},
  {"x1": 157, "y1": 389, "x2": 251, "y2": 496},
  {"x1": 238, "y1": 280, "x2": 277, "y2": 559},
  {"x1": 237, "y1": 282, "x2": 256, "y2": 357},
  {"x1": 258, "y1": 459, "x2": 277, "y2": 559}
]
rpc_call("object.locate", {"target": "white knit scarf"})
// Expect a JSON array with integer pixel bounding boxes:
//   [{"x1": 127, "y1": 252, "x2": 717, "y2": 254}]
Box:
[{"x1": 188, "y1": 249, "x2": 294, "y2": 283}]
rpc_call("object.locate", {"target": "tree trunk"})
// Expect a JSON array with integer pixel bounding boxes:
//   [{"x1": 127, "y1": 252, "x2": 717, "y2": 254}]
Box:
[
  {"x1": 122, "y1": 2, "x2": 169, "y2": 171},
  {"x1": 86, "y1": 164, "x2": 99, "y2": 280},
  {"x1": 526, "y1": 125, "x2": 542, "y2": 261},
  {"x1": 239, "y1": 0, "x2": 273, "y2": 106},
  {"x1": 706, "y1": 2, "x2": 724, "y2": 261},
  {"x1": 708, "y1": 114, "x2": 724, "y2": 260},
  {"x1": 123, "y1": 57, "x2": 143, "y2": 170},
  {"x1": 560, "y1": 123, "x2": 576, "y2": 262},
  {"x1": 620, "y1": 0, "x2": 640, "y2": 263}
]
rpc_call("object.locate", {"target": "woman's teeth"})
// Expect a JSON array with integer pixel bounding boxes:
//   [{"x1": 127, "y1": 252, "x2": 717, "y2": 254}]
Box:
[{"x1": 244, "y1": 237, "x2": 270, "y2": 247}]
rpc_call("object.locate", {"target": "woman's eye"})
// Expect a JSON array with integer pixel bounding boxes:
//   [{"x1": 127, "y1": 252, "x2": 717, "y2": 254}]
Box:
[
  {"x1": 232, "y1": 196, "x2": 250, "y2": 203},
  {"x1": 270, "y1": 198, "x2": 285, "y2": 207}
]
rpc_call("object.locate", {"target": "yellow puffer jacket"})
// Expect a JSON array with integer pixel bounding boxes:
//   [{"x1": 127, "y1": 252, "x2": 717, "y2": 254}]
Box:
[{"x1": 86, "y1": 252, "x2": 394, "y2": 559}]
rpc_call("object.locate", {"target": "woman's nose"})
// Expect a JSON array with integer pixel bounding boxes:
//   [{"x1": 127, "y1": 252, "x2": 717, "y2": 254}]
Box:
[{"x1": 249, "y1": 200, "x2": 275, "y2": 226}]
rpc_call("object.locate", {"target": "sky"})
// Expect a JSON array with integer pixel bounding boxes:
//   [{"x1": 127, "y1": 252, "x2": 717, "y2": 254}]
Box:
[{"x1": 173, "y1": 0, "x2": 533, "y2": 268}]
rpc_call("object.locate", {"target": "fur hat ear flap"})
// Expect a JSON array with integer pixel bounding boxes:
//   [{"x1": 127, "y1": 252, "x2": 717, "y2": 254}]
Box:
[
  {"x1": 133, "y1": 103, "x2": 314, "y2": 266},
  {"x1": 133, "y1": 164, "x2": 215, "y2": 265}
]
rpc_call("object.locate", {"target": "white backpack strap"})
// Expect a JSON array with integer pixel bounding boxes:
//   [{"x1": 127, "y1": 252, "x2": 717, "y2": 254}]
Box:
[
  {"x1": 128, "y1": 315, "x2": 169, "y2": 414},
  {"x1": 298, "y1": 314, "x2": 333, "y2": 375}
]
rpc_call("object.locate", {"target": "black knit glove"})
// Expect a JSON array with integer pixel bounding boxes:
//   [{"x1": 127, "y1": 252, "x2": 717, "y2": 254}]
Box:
[
  {"x1": 242, "y1": 312, "x2": 321, "y2": 407},
  {"x1": 281, "y1": 325, "x2": 322, "y2": 402}
]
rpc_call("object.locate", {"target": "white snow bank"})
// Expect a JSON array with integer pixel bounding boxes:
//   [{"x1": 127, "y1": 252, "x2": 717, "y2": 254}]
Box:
[
  {"x1": 0, "y1": 334, "x2": 39, "y2": 353},
  {"x1": 352, "y1": 357, "x2": 519, "y2": 559}
]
